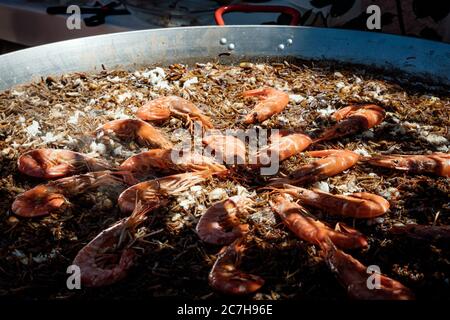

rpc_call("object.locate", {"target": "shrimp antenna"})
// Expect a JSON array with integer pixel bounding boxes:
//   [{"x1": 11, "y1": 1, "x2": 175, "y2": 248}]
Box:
[
  {"x1": 258, "y1": 185, "x2": 281, "y2": 193},
  {"x1": 121, "y1": 198, "x2": 153, "y2": 247}
]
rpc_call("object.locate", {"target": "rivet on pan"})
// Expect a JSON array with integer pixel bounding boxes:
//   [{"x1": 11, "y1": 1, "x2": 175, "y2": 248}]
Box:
[
  {"x1": 220, "y1": 38, "x2": 227, "y2": 45},
  {"x1": 278, "y1": 44, "x2": 285, "y2": 50},
  {"x1": 287, "y1": 38, "x2": 293, "y2": 45},
  {"x1": 228, "y1": 43, "x2": 235, "y2": 50}
]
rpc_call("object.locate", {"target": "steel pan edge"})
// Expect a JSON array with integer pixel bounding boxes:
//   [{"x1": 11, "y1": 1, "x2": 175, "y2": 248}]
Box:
[{"x1": 0, "y1": 25, "x2": 449, "y2": 90}]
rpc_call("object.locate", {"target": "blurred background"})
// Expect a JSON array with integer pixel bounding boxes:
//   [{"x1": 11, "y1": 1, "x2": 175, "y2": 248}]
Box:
[{"x1": 0, "y1": 0, "x2": 449, "y2": 54}]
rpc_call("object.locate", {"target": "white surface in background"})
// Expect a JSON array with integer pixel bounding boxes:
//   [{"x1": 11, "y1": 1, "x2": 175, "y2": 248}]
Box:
[
  {"x1": 0, "y1": 0, "x2": 313, "y2": 47},
  {"x1": 0, "y1": 0, "x2": 153, "y2": 46}
]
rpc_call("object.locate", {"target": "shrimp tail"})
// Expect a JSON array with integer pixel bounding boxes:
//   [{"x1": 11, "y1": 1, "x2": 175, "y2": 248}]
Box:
[{"x1": 125, "y1": 200, "x2": 152, "y2": 229}]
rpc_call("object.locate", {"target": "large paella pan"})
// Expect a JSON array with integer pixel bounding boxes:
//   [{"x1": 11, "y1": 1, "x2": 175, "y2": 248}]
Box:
[{"x1": 0, "y1": 26, "x2": 449, "y2": 300}]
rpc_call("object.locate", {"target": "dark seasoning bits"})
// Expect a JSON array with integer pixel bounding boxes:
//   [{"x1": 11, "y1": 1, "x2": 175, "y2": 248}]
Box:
[{"x1": 0, "y1": 61, "x2": 449, "y2": 299}]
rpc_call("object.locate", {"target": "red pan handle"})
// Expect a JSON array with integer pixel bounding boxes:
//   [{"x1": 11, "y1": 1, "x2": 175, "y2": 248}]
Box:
[{"x1": 215, "y1": 4, "x2": 301, "y2": 26}]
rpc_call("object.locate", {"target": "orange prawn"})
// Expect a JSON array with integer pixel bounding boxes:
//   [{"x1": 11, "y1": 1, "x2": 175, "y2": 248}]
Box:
[
  {"x1": 137, "y1": 96, "x2": 213, "y2": 130},
  {"x1": 73, "y1": 201, "x2": 151, "y2": 287},
  {"x1": 270, "y1": 195, "x2": 368, "y2": 249},
  {"x1": 242, "y1": 87, "x2": 289, "y2": 124},
  {"x1": 255, "y1": 133, "x2": 312, "y2": 166},
  {"x1": 208, "y1": 238, "x2": 264, "y2": 295},
  {"x1": 320, "y1": 239, "x2": 415, "y2": 300},
  {"x1": 315, "y1": 104, "x2": 385, "y2": 142},
  {"x1": 277, "y1": 184, "x2": 390, "y2": 218},
  {"x1": 118, "y1": 170, "x2": 212, "y2": 213},
  {"x1": 367, "y1": 153, "x2": 450, "y2": 177},
  {"x1": 196, "y1": 196, "x2": 250, "y2": 245},
  {"x1": 12, "y1": 171, "x2": 136, "y2": 217},
  {"x1": 270, "y1": 149, "x2": 360, "y2": 185},
  {"x1": 97, "y1": 119, "x2": 173, "y2": 149},
  {"x1": 119, "y1": 149, "x2": 227, "y2": 178},
  {"x1": 17, "y1": 148, "x2": 112, "y2": 179},
  {"x1": 203, "y1": 134, "x2": 246, "y2": 165}
]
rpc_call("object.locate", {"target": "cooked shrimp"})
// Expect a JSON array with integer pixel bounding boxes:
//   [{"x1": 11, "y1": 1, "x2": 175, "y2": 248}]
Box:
[
  {"x1": 118, "y1": 170, "x2": 212, "y2": 213},
  {"x1": 315, "y1": 104, "x2": 385, "y2": 142},
  {"x1": 255, "y1": 133, "x2": 312, "y2": 166},
  {"x1": 320, "y1": 239, "x2": 415, "y2": 300},
  {"x1": 196, "y1": 196, "x2": 250, "y2": 245},
  {"x1": 389, "y1": 224, "x2": 450, "y2": 242},
  {"x1": 97, "y1": 119, "x2": 173, "y2": 149},
  {"x1": 277, "y1": 185, "x2": 390, "y2": 218},
  {"x1": 119, "y1": 149, "x2": 227, "y2": 178},
  {"x1": 17, "y1": 148, "x2": 112, "y2": 179},
  {"x1": 270, "y1": 195, "x2": 368, "y2": 249},
  {"x1": 73, "y1": 202, "x2": 151, "y2": 287},
  {"x1": 12, "y1": 185, "x2": 67, "y2": 218},
  {"x1": 242, "y1": 87, "x2": 289, "y2": 124},
  {"x1": 270, "y1": 149, "x2": 359, "y2": 185},
  {"x1": 137, "y1": 96, "x2": 213, "y2": 129},
  {"x1": 203, "y1": 134, "x2": 246, "y2": 165},
  {"x1": 367, "y1": 153, "x2": 450, "y2": 177},
  {"x1": 208, "y1": 238, "x2": 264, "y2": 295},
  {"x1": 12, "y1": 171, "x2": 136, "y2": 217}
]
